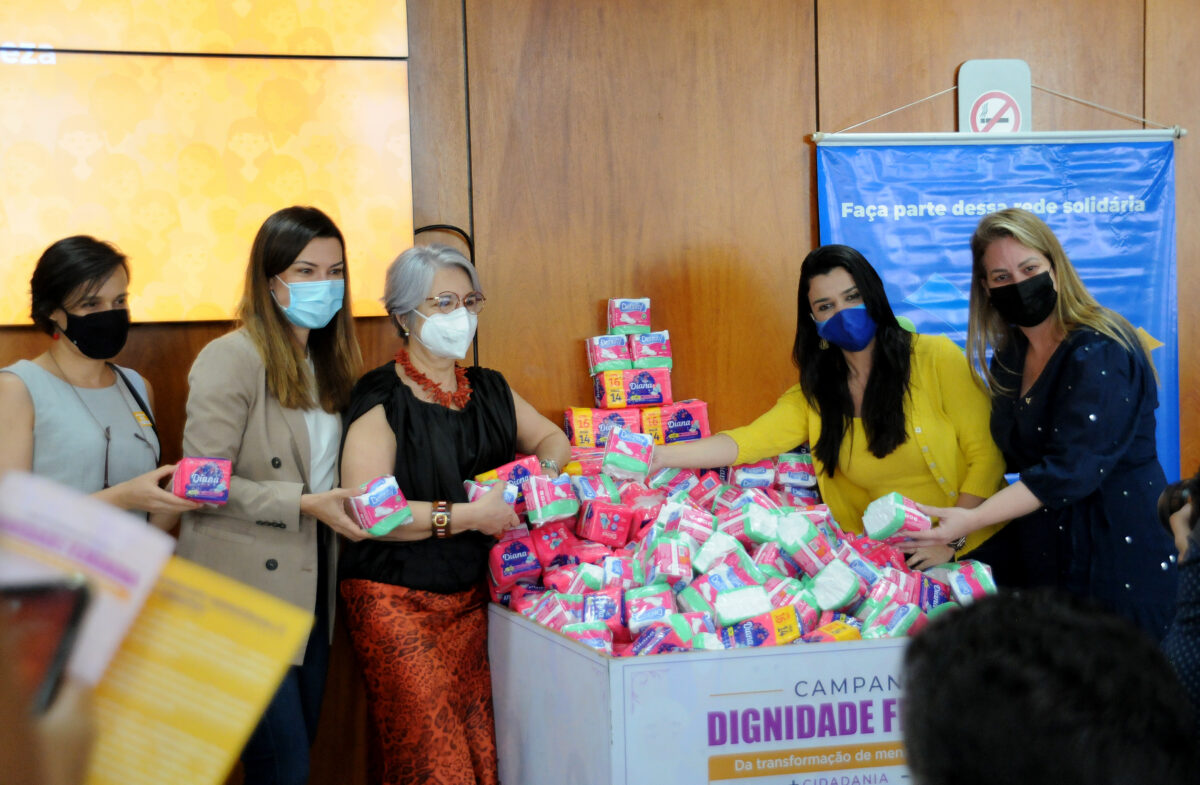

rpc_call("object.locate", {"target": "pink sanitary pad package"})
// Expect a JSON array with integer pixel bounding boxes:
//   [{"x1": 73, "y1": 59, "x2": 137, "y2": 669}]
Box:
[
  {"x1": 628, "y1": 330, "x2": 673, "y2": 369},
  {"x1": 607, "y1": 297, "x2": 652, "y2": 335},
  {"x1": 525, "y1": 474, "x2": 581, "y2": 526},
  {"x1": 172, "y1": 457, "x2": 232, "y2": 504},
  {"x1": 586, "y1": 334, "x2": 634, "y2": 374},
  {"x1": 861, "y1": 492, "x2": 932, "y2": 541},
  {"x1": 593, "y1": 368, "x2": 673, "y2": 409},
  {"x1": 601, "y1": 427, "x2": 655, "y2": 482},
  {"x1": 640, "y1": 399, "x2": 710, "y2": 445},
  {"x1": 564, "y1": 407, "x2": 642, "y2": 449},
  {"x1": 776, "y1": 449, "x2": 817, "y2": 488},
  {"x1": 474, "y1": 455, "x2": 543, "y2": 508},
  {"x1": 348, "y1": 475, "x2": 414, "y2": 536},
  {"x1": 577, "y1": 501, "x2": 636, "y2": 548},
  {"x1": 488, "y1": 527, "x2": 542, "y2": 592}
]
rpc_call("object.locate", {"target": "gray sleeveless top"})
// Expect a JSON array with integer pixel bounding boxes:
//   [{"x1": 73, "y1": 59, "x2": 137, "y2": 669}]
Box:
[{"x1": 2, "y1": 360, "x2": 160, "y2": 497}]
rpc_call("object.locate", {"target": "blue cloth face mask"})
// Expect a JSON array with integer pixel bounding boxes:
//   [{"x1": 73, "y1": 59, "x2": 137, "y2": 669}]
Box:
[
  {"x1": 814, "y1": 305, "x2": 877, "y2": 352},
  {"x1": 273, "y1": 277, "x2": 345, "y2": 329}
]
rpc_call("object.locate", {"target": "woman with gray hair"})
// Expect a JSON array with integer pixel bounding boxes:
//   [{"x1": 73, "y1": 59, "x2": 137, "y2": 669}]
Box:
[{"x1": 338, "y1": 243, "x2": 570, "y2": 785}]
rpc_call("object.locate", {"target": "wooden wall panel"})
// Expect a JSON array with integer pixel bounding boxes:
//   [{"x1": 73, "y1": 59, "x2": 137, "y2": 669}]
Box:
[
  {"x1": 816, "y1": 0, "x2": 1145, "y2": 134},
  {"x1": 408, "y1": 0, "x2": 474, "y2": 257},
  {"x1": 465, "y1": 0, "x2": 817, "y2": 433},
  {"x1": 1147, "y1": 0, "x2": 1200, "y2": 476}
]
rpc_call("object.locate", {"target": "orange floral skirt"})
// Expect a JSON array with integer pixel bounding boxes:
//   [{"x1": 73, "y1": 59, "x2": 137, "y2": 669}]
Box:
[{"x1": 340, "y1": 580, "x2": 499, "y2": 785}]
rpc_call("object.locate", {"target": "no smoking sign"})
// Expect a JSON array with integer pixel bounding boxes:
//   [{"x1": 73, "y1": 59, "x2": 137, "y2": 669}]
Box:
[{"x1": 970, "y1": 90, "x2": 1021, "y2": 133}]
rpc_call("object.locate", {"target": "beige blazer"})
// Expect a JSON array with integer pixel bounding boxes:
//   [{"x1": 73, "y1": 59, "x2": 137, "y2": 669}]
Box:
[{"x1": 176, "y1": 329, "x2": 337, "y2": 661}]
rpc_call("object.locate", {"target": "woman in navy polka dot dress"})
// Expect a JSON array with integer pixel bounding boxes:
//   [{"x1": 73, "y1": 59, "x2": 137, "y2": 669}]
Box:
[{"x1": 907, "y1": 208, "x2": 1177, "y2": 639}]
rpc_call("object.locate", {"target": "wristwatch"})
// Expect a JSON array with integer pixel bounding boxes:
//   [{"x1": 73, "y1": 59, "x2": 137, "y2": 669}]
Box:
[
  {"x1": 539, "y1": 457, "x2": 561, "y2": 476},
  {"x1": 949, "y1": 535, "x2": 968, "y2": 552},
  {"x1": 432, "y1": 500, "x2": 451, "y2": 539}
]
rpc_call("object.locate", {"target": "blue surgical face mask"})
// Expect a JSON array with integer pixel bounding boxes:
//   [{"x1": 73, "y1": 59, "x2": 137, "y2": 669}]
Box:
[
  {"x1": 273, "y1": 276, "x2": 345, "y2": 329},
  {"x1": 814, "y1": 304, "x2": 877, "y2": 352}
]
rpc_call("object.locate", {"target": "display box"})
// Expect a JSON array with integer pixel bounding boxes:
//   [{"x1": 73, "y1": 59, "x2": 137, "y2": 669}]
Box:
[{"x1": 489, "y1": 605, "x2": 910, "y2": 785}]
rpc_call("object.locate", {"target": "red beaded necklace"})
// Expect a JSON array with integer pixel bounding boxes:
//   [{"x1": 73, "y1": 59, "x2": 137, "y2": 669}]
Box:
[{"x1": 394, "y1": 347, "x2": 472, "y2": 409}]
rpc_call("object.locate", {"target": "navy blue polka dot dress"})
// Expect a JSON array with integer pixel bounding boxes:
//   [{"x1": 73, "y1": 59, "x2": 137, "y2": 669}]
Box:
[{"x1": 979, "y1": 327, "x2": 1177, "y2": 639}]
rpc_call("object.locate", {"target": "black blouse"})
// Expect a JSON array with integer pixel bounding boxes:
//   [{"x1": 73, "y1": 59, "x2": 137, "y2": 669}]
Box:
[
  {"x1": 338, "y1": 361, "x2": 517, "y2": 594},
  {"x1": 986, "y1": 326, "x2": 1176, "y2": 638}
]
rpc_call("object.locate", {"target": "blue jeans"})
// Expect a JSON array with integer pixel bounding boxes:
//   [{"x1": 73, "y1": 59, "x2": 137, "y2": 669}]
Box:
[{"x1": 240, "y1": 600, "x2": 330, "y2": 785}]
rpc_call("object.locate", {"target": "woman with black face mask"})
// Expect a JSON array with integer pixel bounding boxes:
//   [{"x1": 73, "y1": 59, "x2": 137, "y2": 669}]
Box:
[
  {"x1": 907, "y1": 208, "x2": 1177, "y2": 639},
  {"x1": 0, "y1": 235, "x2": 199, "y2": 526}
]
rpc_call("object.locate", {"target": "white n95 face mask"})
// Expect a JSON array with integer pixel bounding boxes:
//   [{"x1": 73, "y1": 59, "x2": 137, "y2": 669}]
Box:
[{"x1": 412, "y1": 306, "x2": 477, "y2": 359}]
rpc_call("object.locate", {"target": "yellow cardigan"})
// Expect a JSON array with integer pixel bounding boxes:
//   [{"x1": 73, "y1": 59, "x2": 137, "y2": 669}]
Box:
[{"x1": 723, "y1": 334, "x2": 1006, "y2": 554}]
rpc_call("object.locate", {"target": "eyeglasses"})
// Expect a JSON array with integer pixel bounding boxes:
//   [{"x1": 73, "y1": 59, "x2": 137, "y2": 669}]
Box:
[
  {"x1": 424, "y1": 291, "x2": 486, "y2": 314},
  {"x1": 99, "y1": 428, "x2": 160, "y2": 490}
]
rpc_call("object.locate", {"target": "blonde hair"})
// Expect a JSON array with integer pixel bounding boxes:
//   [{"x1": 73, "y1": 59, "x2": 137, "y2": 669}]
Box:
[
  {"x1": 237, "y1": 206, "x2": 362, "y2": 412},
  {"x1": 966, "y1": 208, "x2": 1153, "y2": 393}
]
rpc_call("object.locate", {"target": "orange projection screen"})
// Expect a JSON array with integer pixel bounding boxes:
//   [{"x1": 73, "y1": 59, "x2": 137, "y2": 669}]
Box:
[
  {"x1": 0, "y1": 2, "x2": 411, "y2": 324},
  {"x1": 0, "y1": 1, "x2": 408, "y2": 57}
]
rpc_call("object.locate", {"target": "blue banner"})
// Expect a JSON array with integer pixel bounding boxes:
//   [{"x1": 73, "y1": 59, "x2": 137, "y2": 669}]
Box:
[{"x1": 817, "y1": 140, "x2": 1178, "y2": 478}]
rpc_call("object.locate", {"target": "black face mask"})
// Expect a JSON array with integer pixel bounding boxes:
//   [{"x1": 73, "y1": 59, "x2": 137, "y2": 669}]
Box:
[
  {"x1": 60, "y1": 308, "x2": 131, "y2": 360},
  {"x1": 988, "y1": 271, "x2": 1058, "y2": 328}
]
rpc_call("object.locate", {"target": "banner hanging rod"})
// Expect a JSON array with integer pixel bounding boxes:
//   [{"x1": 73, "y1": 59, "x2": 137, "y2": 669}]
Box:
[{"x1": 813, "y1": 128, "x2": 1185, "y2": 146}]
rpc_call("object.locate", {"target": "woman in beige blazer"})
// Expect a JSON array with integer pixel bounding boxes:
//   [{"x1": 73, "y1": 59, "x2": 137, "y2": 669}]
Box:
[{"x1": 177, "y1": 205, "x2": 364, "y2": 785}]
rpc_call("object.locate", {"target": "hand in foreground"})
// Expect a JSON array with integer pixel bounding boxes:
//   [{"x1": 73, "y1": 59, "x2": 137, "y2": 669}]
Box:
[
  {"x1": 900, "y1": 503, "x2": 978, "y2": 548},
  {"x1": 470, "y1": 482, "x2": 520, "y2": 538},
  {"x1": 108, "y1": 464, "x2": 202, "y2": 514},
  {"x1": 903, "y1": 544, "x2": 956, "y2": 571},
  {"x1": 37, "y1": 679, "x2": 95, "y2": 785},
  {"x1": 302, "y1": 487, "x2": 366, "y2": 540}
]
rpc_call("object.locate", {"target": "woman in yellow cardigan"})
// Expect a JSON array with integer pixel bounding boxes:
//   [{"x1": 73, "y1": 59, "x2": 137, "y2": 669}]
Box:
[{"x1": 653, "y1": 244, "x2": 1004, "y2": 567}]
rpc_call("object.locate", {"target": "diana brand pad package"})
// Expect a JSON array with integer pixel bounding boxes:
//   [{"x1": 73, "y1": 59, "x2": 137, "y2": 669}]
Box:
[
  {"x1": 475, "y1": 455, "x2": 543, "y2": 506},
  {"x1": 172, "y1": 457, "x2": 232, "y2": 504},
  {"x1": 640, "y1": 399, "x2": 710, "y2": 444},
  {"x1": 593, "y1": 368, "x2": 672, "y2": 409},
  {"x1": 563, "y1": 407, "x2": 642, "y2": 448},
  {"x1": 488, "y1": 528, "x2": 542, "y2": 592}
]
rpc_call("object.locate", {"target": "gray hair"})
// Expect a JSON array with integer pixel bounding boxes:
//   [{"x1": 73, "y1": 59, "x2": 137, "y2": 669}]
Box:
[{"x1": 382, "y1": 244, "x2": 481, "y2": 337}]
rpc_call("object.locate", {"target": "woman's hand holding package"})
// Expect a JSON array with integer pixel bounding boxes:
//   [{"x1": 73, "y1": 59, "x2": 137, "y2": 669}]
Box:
[
  {"x1": 901, "y1": 503, "x2": 978, "y2": 548},
  {"x1": 301, "y1": 487, "x2": 365, "y2": 540},
  {"x1": 463, "y1": 481, "x2": 520, "y2": 537},
  {"x1": 904, "y1": 544, "x2": 956, "y2": 570},
  {"x1": 103, "y1": 464, "x2": 202, "y2": 514}
]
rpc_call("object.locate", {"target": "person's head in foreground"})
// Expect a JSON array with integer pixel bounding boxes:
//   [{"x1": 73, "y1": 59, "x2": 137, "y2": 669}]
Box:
[{"x1": 901, "y1": 590, "x2": 1196, "y2": 785}]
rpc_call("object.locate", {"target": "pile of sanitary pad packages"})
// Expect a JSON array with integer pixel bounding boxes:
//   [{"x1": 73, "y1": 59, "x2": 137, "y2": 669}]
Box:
[
  {"x1": 476, "y1": 298, "x2": 996, "y2": 656},
  {"x1": 565, "y1": 297, "x2": 711, "y2": 462}
]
